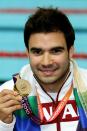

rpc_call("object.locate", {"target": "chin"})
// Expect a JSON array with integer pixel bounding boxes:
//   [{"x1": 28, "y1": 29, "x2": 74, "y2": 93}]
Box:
[{"x1": 38, "y1": 76, "x2": 59, "y2": 84}]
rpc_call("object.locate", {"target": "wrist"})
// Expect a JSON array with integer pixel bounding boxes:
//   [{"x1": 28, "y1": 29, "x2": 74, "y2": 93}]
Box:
[
  {"x1": 0, "y1": 115, "x2": 16, "y2": 130},
  {"x1": 2, "y1": 115, "x2": 13, "y2": 124}
]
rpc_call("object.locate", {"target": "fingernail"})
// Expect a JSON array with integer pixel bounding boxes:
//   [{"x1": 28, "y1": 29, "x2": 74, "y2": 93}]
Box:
[
  {"x1": 14, "y1": 91, "x2": 19, "y2": 96},
  {"x1": 18, "y1": 96, "x2": 22, "y2": 100}
]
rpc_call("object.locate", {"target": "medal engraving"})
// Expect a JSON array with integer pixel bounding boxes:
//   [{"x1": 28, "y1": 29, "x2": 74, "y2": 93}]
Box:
[{"x1": 14, "y1": 79, "x2": 32, "y2": 96}]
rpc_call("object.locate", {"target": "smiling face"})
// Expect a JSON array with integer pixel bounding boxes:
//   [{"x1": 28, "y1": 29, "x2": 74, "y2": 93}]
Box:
[{"x1": 27, "y1": 32, "x2": 74, "y2": 90}]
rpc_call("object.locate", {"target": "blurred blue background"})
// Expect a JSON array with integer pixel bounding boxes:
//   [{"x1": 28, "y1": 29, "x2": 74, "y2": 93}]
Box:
[{"x1": 0, "y1": 0, "x2": 87, "y2": 83}]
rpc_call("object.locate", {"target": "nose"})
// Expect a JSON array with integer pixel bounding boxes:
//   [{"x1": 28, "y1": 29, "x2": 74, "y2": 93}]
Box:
[{"x1": 41, "y1": 52, "x2": 52, "y2": 66}]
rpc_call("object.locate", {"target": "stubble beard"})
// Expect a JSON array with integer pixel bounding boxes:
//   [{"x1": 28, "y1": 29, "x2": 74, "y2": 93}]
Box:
[{"x1": 33, "y1": 63, "x2": 70, "y2": 86}]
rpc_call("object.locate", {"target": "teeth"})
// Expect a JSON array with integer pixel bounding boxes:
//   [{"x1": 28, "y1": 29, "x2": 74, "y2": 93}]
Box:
[{"x1": 43, "y1": 70, "x2": 52, "y2": 72}]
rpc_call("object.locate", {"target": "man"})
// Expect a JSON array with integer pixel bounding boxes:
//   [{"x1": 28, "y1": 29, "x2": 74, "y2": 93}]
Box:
[{"x1": 0, "y1": 7, "x2": 87, "y2": 131}]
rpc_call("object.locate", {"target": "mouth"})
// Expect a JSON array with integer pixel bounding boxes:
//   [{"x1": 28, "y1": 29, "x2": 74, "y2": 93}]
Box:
[{"x1": 38, "y1": 68, "x2": 57, "y2": 76}]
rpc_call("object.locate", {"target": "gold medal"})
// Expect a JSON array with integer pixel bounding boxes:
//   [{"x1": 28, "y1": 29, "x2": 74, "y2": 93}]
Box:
[{"x1": 14, "y1": 78, "x2": 32, "y2": 96}]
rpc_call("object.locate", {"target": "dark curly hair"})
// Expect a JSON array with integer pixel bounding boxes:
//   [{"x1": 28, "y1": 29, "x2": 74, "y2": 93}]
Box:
[{"x1": 24, "y1": 7, "x2": 75, "y2": 50}]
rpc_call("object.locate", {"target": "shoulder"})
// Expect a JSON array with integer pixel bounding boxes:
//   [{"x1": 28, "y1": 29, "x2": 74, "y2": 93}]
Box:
[
  {"x1": 19, "y1": 64, "x2": 34, "y2": 84},
  {"x1": 0, "y1": 64, "x2": 33, "y2": 92},
  {"x1": 0, "y1": 79, "x2": 14, "y2": 92},
  {"x1": 79, "y1": 67, "x2": 87, "y2": 75},
  {"x1": 79, "y1": 67, "x2": 87, "y2": 84}
]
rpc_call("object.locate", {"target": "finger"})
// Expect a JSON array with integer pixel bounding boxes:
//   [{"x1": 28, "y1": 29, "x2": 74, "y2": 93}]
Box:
[
  {"x1": 6, "y1": 105, "x2": 22, "y2": 114},
  {"x1": 0, "y1": 94, "x2": 22, "y2": 103},
  {"x1": 0, "y1": 89, "x2": 16, "y2": 97},
  {"x1": 9, "y1": 105, "x2": 23, "y2": 112},
  {"x1": 1, "y1": 105, "x2": 22, "y2": 116},
  {"x1": 0, "y1": 99, "x2": 22, "y2": 108}
]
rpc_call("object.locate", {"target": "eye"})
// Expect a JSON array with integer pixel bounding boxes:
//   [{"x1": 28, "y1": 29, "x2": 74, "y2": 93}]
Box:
[
  {"x1": 50, "y1": 48, "x2": 62, "y2": 54},
  {"x1": 30, "y1": 48, "x2": 43, "y2": 55}
]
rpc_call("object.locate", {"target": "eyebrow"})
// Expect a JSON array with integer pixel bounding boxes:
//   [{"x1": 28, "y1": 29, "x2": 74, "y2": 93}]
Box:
[
  {"x1": 50, "y1": 46, "x2": 65, "y2": 51},
  {"x1": 30, "y1": 47, "x2": 42, "y2": 52},
  {"x1": 30, "y1": 46, "x2": 65, "y2": 52}
]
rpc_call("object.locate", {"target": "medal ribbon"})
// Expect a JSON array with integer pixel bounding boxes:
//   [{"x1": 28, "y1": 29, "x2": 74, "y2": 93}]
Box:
[
  {"x1": 21, "y1": 96, "x2": 42, "y2": 124},
  {"x1": 37, "y1": 92, "x2": 44, "y2": 122},
  {"x1": 37, "y1": 82, "x2": 73, "y2": 123}
]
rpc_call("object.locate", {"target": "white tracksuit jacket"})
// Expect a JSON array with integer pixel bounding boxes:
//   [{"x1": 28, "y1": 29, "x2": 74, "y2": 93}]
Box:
[{"x1": 0, "y1": 63, "x2": 87, "y2": 131}]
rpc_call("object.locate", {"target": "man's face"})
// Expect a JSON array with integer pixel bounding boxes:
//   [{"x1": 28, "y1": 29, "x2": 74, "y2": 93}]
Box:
[{"x1": 27, "y1": 32, "x2": 74, "y2": 85}]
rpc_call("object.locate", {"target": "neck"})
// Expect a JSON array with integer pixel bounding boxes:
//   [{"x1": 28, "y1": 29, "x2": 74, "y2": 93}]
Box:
[{"x1": 41, "y1": 82, "x2": 64, "y2": 93}]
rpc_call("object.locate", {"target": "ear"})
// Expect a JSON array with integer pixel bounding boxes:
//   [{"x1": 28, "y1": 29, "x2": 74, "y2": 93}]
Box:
[
  {"x1": 69, "y1": 46, "x2": 74, "y2": 58},
  {"x1": 26, "y1": 48, "x2": 30, "y2": 58}
]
